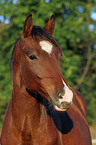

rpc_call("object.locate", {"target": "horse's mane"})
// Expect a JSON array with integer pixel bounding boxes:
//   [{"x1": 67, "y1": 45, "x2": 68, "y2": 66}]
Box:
[
  {"x1": 10, "y1": 25, "x2": 62, "y2": 80},
  {"x1": 10, "y1": 39, "x2": 19, "y2": 81}
]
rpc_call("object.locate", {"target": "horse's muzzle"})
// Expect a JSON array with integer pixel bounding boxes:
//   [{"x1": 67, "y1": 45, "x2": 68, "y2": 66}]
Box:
[{"x1": 51, "y1": 86, "x2": 74, "y2": 111}]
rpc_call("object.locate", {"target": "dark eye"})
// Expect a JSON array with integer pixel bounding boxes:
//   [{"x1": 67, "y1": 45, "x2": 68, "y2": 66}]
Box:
[{"x1": 29, "y1": 55, "x2": 37, "y2": 60}]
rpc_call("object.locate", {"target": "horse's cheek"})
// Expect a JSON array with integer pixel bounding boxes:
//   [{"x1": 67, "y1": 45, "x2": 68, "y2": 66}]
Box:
[{"x1": 20, "y1": 59, "x2": 35, "y2": 89}]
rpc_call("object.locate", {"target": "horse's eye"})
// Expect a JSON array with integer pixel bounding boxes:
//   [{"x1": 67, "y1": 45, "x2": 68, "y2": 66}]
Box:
[{"x1": 29, "y1": 55, "x2": 37, "y2": 60}]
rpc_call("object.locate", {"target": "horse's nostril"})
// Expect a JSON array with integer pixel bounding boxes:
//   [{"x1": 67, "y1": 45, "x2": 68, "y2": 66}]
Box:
[
  {"x1": 59, "y1": 95, "x2": 63, "y2": 99},
  {"x1": 58, "y1": 93, "x2": 63, "y2": 99},
  {"x1": 58, "y1": 91, "x2": 65, "y2": 99}
]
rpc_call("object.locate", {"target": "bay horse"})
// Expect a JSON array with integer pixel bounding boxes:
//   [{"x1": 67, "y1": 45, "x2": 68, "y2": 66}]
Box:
[{"x1": 1, "y1": 14, "x2": 91, "y2": 145}]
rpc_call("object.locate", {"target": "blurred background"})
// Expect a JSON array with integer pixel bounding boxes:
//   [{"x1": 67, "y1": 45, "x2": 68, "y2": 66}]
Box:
[{"x1": 0, "y1": 0, "x2": 96, "y2": 144}]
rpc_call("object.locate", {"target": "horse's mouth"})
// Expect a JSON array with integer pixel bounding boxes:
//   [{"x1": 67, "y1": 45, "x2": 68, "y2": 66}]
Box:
[
  {"x1": 50, "y1": 98, "x2": 73, "y2": 112},
  {"x1": 55, "y1": 101, "x2": 72, "y2": 111}
]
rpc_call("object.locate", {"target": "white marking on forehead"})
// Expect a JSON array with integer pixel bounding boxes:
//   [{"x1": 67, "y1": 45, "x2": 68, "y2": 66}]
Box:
[{"x1": 39, "y1": 40, "x2": 53, "y2": 54}]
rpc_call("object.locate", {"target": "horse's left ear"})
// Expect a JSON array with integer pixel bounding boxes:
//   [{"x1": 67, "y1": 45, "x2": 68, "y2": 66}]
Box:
[
  {"x1": 21, "y1": 14, "x2": 33, "y2": 39},
  {"x1": 43, "y1": 15, "x2": 55, "y2": 35}
]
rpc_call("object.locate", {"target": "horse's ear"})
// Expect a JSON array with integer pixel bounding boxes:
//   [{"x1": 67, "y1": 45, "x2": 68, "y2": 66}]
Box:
[
  {"x1": 21, "y1": 14, "x2": 33, "y2": 39},
  {"x1": 43, "y1": 15, "x2": 55, "y2": 35}
]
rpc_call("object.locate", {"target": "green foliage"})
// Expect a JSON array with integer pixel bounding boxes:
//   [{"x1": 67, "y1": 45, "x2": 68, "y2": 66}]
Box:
[{"x1": 0, "y1": 0, "x2": 96, "y2": 129}]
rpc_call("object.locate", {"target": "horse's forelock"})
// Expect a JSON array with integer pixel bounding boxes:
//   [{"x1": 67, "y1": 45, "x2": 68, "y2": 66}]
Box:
[{"x1": 31, "y1": 26, "x2": 62, "y2": 53}]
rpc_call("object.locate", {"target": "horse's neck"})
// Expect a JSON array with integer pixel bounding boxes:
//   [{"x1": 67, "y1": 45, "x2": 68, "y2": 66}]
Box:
[{"x1": 12, "y1": 76, "x2": 47, "y2": 133}]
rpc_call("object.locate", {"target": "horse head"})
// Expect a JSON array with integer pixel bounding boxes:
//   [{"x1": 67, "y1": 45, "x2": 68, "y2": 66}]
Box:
[{"x1": 13, "y1": 14, "x2": 74, "y2": 111}]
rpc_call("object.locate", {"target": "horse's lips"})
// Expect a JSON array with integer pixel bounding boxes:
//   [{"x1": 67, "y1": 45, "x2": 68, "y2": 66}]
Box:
[
  {"x1": 50, "y1": 96, "x2": 72, "y2": 111},
  {"x1": 54, "y1": 105, "x2": 66, "y2": 111},
  {"x1": 54, "y1": 101, "x2": 72, "y2": 111}
]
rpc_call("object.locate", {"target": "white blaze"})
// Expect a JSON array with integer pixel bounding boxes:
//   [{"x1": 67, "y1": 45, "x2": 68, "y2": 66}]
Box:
[
  {"x1": 59, "y1": 80, "x2": 73, "y2": 103},
  {"x1": 39, "y1": 40, "x2": 53, "y2": 54}
]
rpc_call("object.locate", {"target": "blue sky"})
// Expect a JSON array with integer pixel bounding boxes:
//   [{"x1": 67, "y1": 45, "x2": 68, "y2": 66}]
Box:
[{"x1": 91, "y1": 12, "x2": 96, "y2": 20}]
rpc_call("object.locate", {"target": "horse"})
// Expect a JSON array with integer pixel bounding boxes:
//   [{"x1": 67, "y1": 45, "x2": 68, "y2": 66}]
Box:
[{"x1": 1, "y1": 14, "x2": 92, "y2": 145}]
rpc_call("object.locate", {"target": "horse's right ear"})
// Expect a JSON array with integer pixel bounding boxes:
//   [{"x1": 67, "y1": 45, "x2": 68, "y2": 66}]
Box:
[
  {"x1": 21, "y1": 14, "x2": 33, "y2": 39},
  {"x1": 43, "y1": 15, "x2": 55, "y2": 35}
]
